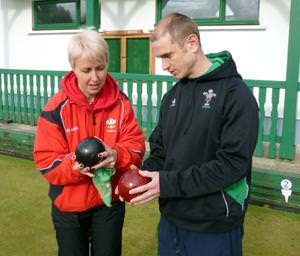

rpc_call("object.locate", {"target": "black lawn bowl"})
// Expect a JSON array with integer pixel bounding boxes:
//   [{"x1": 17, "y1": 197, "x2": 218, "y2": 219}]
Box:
[{"x1": 75, "y1": 137, "x2": 105, "y2": 167}]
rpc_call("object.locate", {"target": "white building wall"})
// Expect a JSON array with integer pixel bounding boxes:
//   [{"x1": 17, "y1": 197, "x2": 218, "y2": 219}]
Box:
[
  {"x1": 1, "y1": 0, "x2": 300, "y2": 142},
  {"x1": 0, "y1": 0, "x2": 291, "y2": 80},
  {"x1": 0, "y1": 0, "x2": 157, "y2": 70},
  {"x1": 101, "y1": 0, "x2": 156, "y2": 31},
  {"x1": 0, "y1": 0, "x2": 72, "y2": 70},
  {"x1": 154, "y1": 0, "x2": 290, "y2": 81}
]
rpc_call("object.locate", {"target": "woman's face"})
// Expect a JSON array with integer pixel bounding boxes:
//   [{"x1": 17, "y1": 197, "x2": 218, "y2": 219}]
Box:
[{"x1": 73, "y1": 53, "x2": 108, "y2": 103}]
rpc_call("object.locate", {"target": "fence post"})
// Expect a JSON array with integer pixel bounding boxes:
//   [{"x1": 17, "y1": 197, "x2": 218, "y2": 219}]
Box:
[{"x1": 279, "y1": 0, "x2": 300, "y2": 160}]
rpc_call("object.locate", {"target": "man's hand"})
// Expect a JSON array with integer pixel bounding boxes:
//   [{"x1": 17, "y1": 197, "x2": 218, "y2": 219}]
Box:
[{"x1": 127, "y1": 165, "x2": 160, "y2": 205}]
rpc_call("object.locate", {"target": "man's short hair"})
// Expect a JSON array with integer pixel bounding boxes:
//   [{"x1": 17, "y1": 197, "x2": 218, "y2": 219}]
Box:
[{"x1": 151, "y1": 12, "x2": 200, "y2": 47}]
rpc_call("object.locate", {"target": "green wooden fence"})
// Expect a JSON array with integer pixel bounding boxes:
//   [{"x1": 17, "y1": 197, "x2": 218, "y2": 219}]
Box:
[{"x1": 0, "y1": 68, "x2": 298, "y2": 160}]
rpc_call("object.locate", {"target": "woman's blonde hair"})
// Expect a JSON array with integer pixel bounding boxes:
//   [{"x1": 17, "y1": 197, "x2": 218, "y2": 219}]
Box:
[{"x1": 68, "y1": 29, "x2": 109, "y2": 68}]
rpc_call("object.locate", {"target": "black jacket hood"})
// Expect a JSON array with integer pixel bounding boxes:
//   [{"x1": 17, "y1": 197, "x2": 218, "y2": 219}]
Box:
[{"x1": 182, "y1": 51, "x2": 242, "y2": 85}]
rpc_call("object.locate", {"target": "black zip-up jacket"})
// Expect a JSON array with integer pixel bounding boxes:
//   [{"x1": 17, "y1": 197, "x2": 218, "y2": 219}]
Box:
[{"x1": 143, "y1": 51, "x2": 259, "y2": 232}]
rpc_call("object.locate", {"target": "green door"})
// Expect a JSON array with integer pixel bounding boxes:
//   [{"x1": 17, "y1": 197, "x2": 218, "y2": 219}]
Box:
[
  {"x1": 106, "y1": 38, "x2": 121, "y2": 73},
  {"x1": 126, "y1": 38, "x2": 150, "y2": 74}
]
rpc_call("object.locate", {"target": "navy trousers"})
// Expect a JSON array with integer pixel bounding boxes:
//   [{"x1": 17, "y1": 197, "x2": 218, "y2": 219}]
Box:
[
  {"x1": 158, "y1": 217, "x2": 243, "y2": 256},
  {"x1": 52, "y1": 202, "x2": 125, "y2": 256}
]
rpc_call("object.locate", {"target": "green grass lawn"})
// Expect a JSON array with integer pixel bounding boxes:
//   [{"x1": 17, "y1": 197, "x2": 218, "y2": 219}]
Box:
[{"x1": 1, "y1": 155, "x2": 300, "y2": 255}]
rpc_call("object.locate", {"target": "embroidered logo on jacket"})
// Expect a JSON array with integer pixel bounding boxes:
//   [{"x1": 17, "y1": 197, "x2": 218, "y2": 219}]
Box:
[
  {"x1": 170, "y1": 98, "x2": 176, "y2": 108},
  {"x1": 106, "y1": 118, "x2": 117, "y2": 132},
  {"x1": 65, "y1": 126, "x2": 79, "y2": 133},
  {"x1": 202, "y1": 89, "x2": 216, "y2": 109}
]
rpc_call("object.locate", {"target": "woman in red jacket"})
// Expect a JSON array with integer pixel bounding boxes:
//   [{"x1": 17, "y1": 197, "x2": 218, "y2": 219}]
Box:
[{"x1": 34, "y1": 29, "x2": 145, "y2": 256}]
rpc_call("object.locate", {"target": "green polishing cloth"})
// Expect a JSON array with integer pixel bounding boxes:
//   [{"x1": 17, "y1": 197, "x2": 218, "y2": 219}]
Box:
[{"x1": 93, "y1": 167, "x2": 115, "y2": 207}]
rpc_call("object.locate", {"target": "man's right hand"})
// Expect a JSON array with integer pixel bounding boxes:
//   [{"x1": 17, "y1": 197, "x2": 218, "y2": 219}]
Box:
[{"x1": 127, "y1": 165, "x2": 160, "y2": 205}]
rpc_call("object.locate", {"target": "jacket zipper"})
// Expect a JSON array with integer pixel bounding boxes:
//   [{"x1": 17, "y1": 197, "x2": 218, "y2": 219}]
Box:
[
  {"x1": 92, "y1": 112, "x2": 96, "y2": 126},
  {"x1": 221, "y1": 191, "x2": 229, "y2": 217}
]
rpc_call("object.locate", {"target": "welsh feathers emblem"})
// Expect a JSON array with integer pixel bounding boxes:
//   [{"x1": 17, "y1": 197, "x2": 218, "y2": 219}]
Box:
[
  {"x1": 106, "y1": 118, "x2": 117, "y2": 129},
  {"x1": 202, "y1": 89, "x2": 216, "y2": 109}
]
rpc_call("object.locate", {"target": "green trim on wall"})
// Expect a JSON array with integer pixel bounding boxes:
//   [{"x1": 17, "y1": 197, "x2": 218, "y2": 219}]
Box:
[
  {"x1": 86, "y1": 0, "x2": 100, "y2": 30},
  {"x1": 279, "y1": 0, "x2": 300, "y2": 160},
  {"x1": 155, "y1": 0, "x2": 162, "y2": 23}
]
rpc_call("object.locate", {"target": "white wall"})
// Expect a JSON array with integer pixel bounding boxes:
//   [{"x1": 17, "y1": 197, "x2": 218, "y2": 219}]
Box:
[
  {"x1": 0, "y1": 0, "x2": 158, "y2": 70},
  {"x1": 0, "y1": 0, "x2": 73, "y2": 70},
  {"x1": 0, "y1": 0, "x2": 291, "y2": 79},
  {"x1": 1, "y1": 0, "x2": 300, "y2": 139},
  {"x1": 101, "y1": 0, "x2": 156, "y2": 31},
  {"x1": 154, "y1": 0, "x2": 290, "y2": 81}
]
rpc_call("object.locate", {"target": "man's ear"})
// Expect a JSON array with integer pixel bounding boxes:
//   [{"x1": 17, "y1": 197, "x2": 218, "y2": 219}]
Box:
[{"x1": 185, "y1": 34, "x2": 200, "y2": 52}]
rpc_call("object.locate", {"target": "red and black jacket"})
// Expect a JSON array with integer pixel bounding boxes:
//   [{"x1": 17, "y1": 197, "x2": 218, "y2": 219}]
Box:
[{"x1": 34, "y1": 71, "x2": 145, "y2": 212}]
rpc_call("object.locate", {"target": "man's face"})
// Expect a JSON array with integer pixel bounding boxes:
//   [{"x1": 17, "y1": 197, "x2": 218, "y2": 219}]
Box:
[
  {"x1": 73, "y1": 53, "x2": 108, "y2": 102},
  {"x1": 152, "y1": 33, "x2": 197, "y2": 80}
]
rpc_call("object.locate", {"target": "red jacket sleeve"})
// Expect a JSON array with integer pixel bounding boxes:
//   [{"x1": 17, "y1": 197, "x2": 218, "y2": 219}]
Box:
[
  {"x1": 33, "y1": 116, "x2": 87, "y2": 185},
  {"x1": 114, "y1": 99, "x2": 145, "y2": 171}
]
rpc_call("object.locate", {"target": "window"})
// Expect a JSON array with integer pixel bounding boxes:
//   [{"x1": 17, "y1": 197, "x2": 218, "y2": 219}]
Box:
[
  {"x1": 32, "y1": 0, "x2": 98, "y2": 30},
  {"x1": 157, "y1": 0, "x2": 260, "y2": 26}
]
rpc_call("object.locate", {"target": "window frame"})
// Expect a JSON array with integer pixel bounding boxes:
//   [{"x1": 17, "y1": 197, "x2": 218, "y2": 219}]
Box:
[
  {"x1": 32, "y1": 0, "x2": 81, "y2": 30},
  {"x1": 156, "y1": 0, "x2": 260, "y2": 26}
]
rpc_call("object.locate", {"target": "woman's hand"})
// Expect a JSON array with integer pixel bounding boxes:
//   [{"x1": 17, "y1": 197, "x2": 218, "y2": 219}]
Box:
[
  {"x1": 72, "y1": 154, "x2": 95, "y2": 177},
  {"x1": 92, "y1": 142, "x2": 117, "y2": 169}
]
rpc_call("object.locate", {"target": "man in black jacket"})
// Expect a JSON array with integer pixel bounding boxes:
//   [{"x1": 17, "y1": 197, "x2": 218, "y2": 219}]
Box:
[{"x1": 122, "y1": 13, "x2": 259, "y2": 256}]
